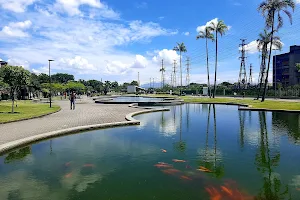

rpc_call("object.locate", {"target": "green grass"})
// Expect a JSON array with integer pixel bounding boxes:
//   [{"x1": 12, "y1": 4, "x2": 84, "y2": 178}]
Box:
[
  {"x1": 0, "y1": 101, "x2": 60, "y2": 123},
  {"x1": 180, "y1": 97, "x2": 300, "y2": 111}
]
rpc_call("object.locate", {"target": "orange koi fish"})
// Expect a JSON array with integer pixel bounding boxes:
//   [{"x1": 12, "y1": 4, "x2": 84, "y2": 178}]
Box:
[
  {"x1": 161, "y1": 149, "x2": 167, "y2": 153},
  {"x1": 221, "y1": 186, "x2": 233, "y2": 196},
  {"x1": 154, "y1": 163, "x2": 173, "y2": 168},
  {"x1": 197, "y1": 166, "x2": 212, "y2": 172},
  {"x1": 64, "y1": 173, "x2": 72, "y2": 178},
  {"x1": 166, "y1": 168, "x2": 180, "y2": 173},
  {"x1": 205, "y1": 187, "x2": 221, "y2": 200},
  {"x1": 180, "y1": 175, "x2": 192, "y2": 181},
  {"x1": 83, "y1": 164, "x2": 95, "y2": 167},
  {"x1": 172, "y1": 159, "x2": 186, "y2": 163},
  {"x1": 65, "y1": 162, "x2": 71, "y2": 167},
  {"x1": 297, "y1": 188, "x2": 300, "y2": 191}
]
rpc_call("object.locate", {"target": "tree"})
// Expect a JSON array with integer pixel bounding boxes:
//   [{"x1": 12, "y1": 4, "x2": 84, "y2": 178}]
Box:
[
  {"x1": 208, "y1": 20, "x2": 228, "y2": 98},
  {"x1": 0, "y1": 65, "x2": 30, "y2": 113},
  {"x1": 258, "y1": 0, "x2": 295, "y2": 102},
  {"x1": 51, "y1": 73, "x2": 74, "y2": 84},
  {"x1": 197, "y1": 26, "x2": 215, "y2": 98},
  {"x1": 296, "y1": 63, "x2": 300, "y2": 72},
  {"x1": 256, "y1": 29, "x2": 282, "y2": 100},
  {"x1": 130, "y1": 80, "x2": 139, "y2": 86},
  {"x1": 173, "y1": 42, "x2": 187, "y2": 95},
  {"x1": 28, "y1": 73, "x2": 41, "y2": 98},
  {"x1": 38, "y1": 73, "x2": 49, "y2": 84},
  {"x1": 65, "y1": 81, "x2": 85, "y2": 93}
]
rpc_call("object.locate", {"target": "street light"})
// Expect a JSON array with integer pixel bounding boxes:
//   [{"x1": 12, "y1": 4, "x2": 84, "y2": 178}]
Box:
[{"x1": 48, "y1": 59, "x2": 54, "y2": 108}]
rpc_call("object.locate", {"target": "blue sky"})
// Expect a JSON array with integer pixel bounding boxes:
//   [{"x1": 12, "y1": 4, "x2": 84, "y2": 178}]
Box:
[{"x1": 0, "y1": 0, "x2": 300, "y2": 85}]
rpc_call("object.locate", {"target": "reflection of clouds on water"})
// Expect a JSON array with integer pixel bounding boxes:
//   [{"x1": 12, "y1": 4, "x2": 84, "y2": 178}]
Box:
[
  {"x1": 0, "y1": 170, "x2": 64, "y2": 199},
  {"x1": 264, "y1": 172, "x2": 281, "y2": 184},
  {"x1": 244, "y1": 129, "x2": 280, "y2": 149},
  {"x1": 60, "y1": 169, "x2": 102, "y2": 192},
  {"x1": 291, "y1": 175, "x2": 300, "y2": 187},
  {"x1": 135, "y1": 110, "x2": 178, "y2": 137},
  {"x1": 197, "y1": 148, "x2": 223, "y2": 163}
]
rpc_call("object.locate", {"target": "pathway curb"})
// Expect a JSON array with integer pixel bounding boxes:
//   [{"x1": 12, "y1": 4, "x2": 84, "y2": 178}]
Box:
[{"x1": 0, "y1": 107, "x2": 170, "y2": 155}]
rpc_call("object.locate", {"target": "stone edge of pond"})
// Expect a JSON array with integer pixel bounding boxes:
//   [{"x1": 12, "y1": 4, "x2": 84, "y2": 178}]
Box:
[
  {"x1": 185, "y1": 102, "x2": 300, "y2": 113},
  {"x1": 0, "y1": 106, "x2": 170, "y2": 155},
  {"x1": 0, "y1": 107, "x2": 62, "y2": 125}
]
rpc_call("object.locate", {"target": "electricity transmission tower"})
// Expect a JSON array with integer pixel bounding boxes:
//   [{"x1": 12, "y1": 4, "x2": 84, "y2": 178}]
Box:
[
  {"x1": 248, "y1": 64, "x2": 253, "y2": 86},
  {"x1": 160, "y1": 59, "x2": 165, "y2": 88},
  {"x1": 238, "y1": 39, "x2": 248, "y2": 89},
  {"x1": 186, "y1": 57, "x2": 190, "y2": 87}
]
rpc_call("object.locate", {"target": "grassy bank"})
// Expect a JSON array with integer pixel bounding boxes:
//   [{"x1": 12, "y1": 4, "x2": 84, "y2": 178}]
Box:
[
  {"x1": 180, "y1": 96, "x2": 300, "y2": 111},
  {"x1": 0, "y1": 101, "x2": 60, "y2": 123}
]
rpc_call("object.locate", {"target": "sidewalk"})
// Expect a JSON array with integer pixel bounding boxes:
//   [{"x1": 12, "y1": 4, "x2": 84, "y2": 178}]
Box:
[{"x1": 0, "y1": 98, "x2": 143, "y2": 146}]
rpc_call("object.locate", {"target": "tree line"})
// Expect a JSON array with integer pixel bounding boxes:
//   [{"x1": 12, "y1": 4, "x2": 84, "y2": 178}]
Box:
[{"x1": 0, "y1": 65, "x2": 139, "y2": 101}]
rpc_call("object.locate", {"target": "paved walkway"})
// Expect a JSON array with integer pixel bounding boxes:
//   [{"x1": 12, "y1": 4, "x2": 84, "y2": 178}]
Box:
[{"x1": 0, "y1": 97, "x2": 144, "y2": 146}]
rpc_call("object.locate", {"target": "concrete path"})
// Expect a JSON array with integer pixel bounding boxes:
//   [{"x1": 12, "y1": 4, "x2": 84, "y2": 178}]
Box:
[{"x1": 0, "y1": 97, "x2": 144, "y2": 146}]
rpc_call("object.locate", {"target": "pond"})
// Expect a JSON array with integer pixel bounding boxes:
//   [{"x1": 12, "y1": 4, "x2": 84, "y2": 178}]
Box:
[
  {"x1": 111, "y1": 96, "x2": 164, "y2": 102},
  {"x1": 0, "y1": 104, "x2": 300, "y2": 200}
]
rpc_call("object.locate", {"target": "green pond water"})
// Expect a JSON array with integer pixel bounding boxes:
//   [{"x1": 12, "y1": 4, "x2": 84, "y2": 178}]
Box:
[{"x1": 0, "y1": 104, "x2": 300, "y2": 200}]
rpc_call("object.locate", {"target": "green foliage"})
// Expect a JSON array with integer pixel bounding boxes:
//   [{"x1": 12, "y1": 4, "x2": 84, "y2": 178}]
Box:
[
  {"x1": 65, "y1": 81, "x2": 85, "y2": 93},
  {"x1": 130, "y1": 80, "x2": 139, "y2": 86},
  {"x1": 38, "y1": 73, "x2": 49, "y2": 84},
  {"x1": 0, "y1": 65, "x2": 30, "y2": 91},
  {"x1": 296, "y1": 63, "x2": 300, "y2": 72},
  {"x1": 51, "y1": 73, "x2": 74, "y2": 83}
]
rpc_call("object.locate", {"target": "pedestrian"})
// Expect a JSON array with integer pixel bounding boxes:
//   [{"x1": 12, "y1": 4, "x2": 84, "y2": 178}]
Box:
[{"x1": 69, "y1": 91, "x2": 76, "y2": 110}]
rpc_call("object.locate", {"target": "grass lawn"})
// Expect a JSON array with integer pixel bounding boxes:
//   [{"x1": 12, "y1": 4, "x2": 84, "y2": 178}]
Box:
[
  {"x1": 180, "y1": 96, "x2": 300, "y2": 111},
  {"x1": 146, "y1": 94, "x2": 300, "y2": 111},
  {"x1": 0, "y1": 101, "x2": 60, "y2": 123}
]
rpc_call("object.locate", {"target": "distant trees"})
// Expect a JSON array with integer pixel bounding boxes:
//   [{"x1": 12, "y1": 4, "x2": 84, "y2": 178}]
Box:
[{"x1": 51, "y1": 73, "x2": 74, "y2": 84}]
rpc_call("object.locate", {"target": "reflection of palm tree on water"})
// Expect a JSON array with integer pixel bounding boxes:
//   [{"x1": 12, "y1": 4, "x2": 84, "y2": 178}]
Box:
[
  {"x1": 239, "y1": 110, "x2": 246, "y2": 149},
  {"x1": 199, "y1": 104, "x2": 224, "y2": 178},
  {"x1": 255, "y1": 111, "x2": 291, "y2": 200},
  {"x1": 174, "y1": 105, "x2": 186, "y2": 153}
]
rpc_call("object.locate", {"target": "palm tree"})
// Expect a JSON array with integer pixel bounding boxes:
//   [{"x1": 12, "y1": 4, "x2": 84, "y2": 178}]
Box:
[
  {"x1": 159, "y1": 66, "x2": 166, "y2": 88},
  {"x1": 258, "y1": 0, "x2": 295, "y2": 102},
  {"x1": 208, "y1": 20, "x2": 228, "y2": 98},
  {"x1": 196, "y1": 27, "x2": 215, "y2": 98},
  {"x1": 173, "y1": 42, "x2": 187, "y2": 95},
  {"x1": 256, "y1": 29, "x2": 282, "y2": 100}
]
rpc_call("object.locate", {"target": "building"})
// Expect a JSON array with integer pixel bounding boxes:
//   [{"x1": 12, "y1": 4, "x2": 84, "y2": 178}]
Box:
[
  {"x1": 273, "y1": 45, "x2": 300, "y2": 87},
  {"x1": 0, "y1": 60, "x2": 8, "y2": 67}
]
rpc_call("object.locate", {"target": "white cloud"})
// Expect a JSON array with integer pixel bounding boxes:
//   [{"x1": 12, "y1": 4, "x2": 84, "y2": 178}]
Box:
[
  {"x1": 130, "y1": 55, "x2": 148, "y2": 69},
  {"x1": 0, "y1": 0, "x2": 36, "y2": 12},
  {"x1": 183, "y1": 32, "x2": 190, "y2": 36},
  {"x1": 59, "y1": 56, "x2": 97, "y2": 73},
  {"x1": 0, "y1": 20, "x2": 32, "y2": 38},
  {"x1": 152, "y1": 49, "x2": 180, "y2": 65},
  {"x1": 7, "y1": 58, "x2": 30, "y2": 69},
  {"x1": 158, "y1": 16, "x2": 165, "y2": 20},
  {"x1": 196, "y1": 18, "x2": 218, "y2": 33},
  {"x1": 54, "y1": 0, "x2": 102, "y2": 16},
  {"x1": 32, "y1": 67, "x2": 48, "y2": 74},
  {"x1": 296, "y1": 0, "x2": 300, "y2": 4},
  {"x1": 240, "y1": 40, "x2": 284, "y2": 54}
]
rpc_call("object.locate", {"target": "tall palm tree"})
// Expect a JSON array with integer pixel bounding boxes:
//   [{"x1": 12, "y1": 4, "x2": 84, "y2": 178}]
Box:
[
  {"x1": 196, "y1": 27, "x2": 215, "y2": 98},
  {"x1": 173, "y1": 42, "x2": 187, "y2": 95},
  {"x1": 258, "y1": 0, "x2": 295, "y2": 102},
  {"x1": 256, "y1": 29, "x2": 282, "y2": 100},
  {"x1": 208, "y1": 20, "x2": 228, "y2": 98}
]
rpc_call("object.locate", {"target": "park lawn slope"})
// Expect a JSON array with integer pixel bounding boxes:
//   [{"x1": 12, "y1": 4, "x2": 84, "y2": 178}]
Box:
[
  {"x1": 181, "y1": 97, "x2": 300, "y2": 111},
  {"x1": 0, "y1": 101, "x2": 60, "y2": 123}
]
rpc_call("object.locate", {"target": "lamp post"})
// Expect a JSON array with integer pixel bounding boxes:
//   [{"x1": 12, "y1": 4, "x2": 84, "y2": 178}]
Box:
[{"x1": 48, "y1": 59, "x2": 54, "y2": 108}]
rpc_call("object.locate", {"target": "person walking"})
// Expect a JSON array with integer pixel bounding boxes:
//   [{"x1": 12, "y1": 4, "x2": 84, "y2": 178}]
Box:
[{"x1": 69, "y1": 91, "x2": 76, "y2": 110}]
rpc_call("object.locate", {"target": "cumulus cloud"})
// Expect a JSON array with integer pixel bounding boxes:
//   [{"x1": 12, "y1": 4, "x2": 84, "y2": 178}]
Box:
[
  {"x1": 7, "y1": 58, "x2": 30, "y2": 69},
  {"x1": 130, "y1": 55, "x2": 148, "y2": 69},
  {"x1": 0, "y1": 0, "x2": 36, "y2": 12},
  {"x1": 196, "y1": 18, "x2": 218, "y2": 33},
  {"x1": 240, "y1": 40, "x2": 284, "y2": 54},
  {"x1": 0, "y1": 20, "x2": 32, "y2": 37},
  {"x1": 152, "y1": 49, "x2": 180, "y2": 65}
]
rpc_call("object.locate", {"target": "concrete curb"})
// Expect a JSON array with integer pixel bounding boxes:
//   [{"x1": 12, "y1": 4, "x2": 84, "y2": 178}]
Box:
[
  {"x1": 0, "y1": 106, "x2": 170, "y2": 155},
  {"x1": 184, "y1": 101, "x2": 300, "y2": 113},
  {"x1": 0, "y1": 107, "x2": 62, "y2": 125}
]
